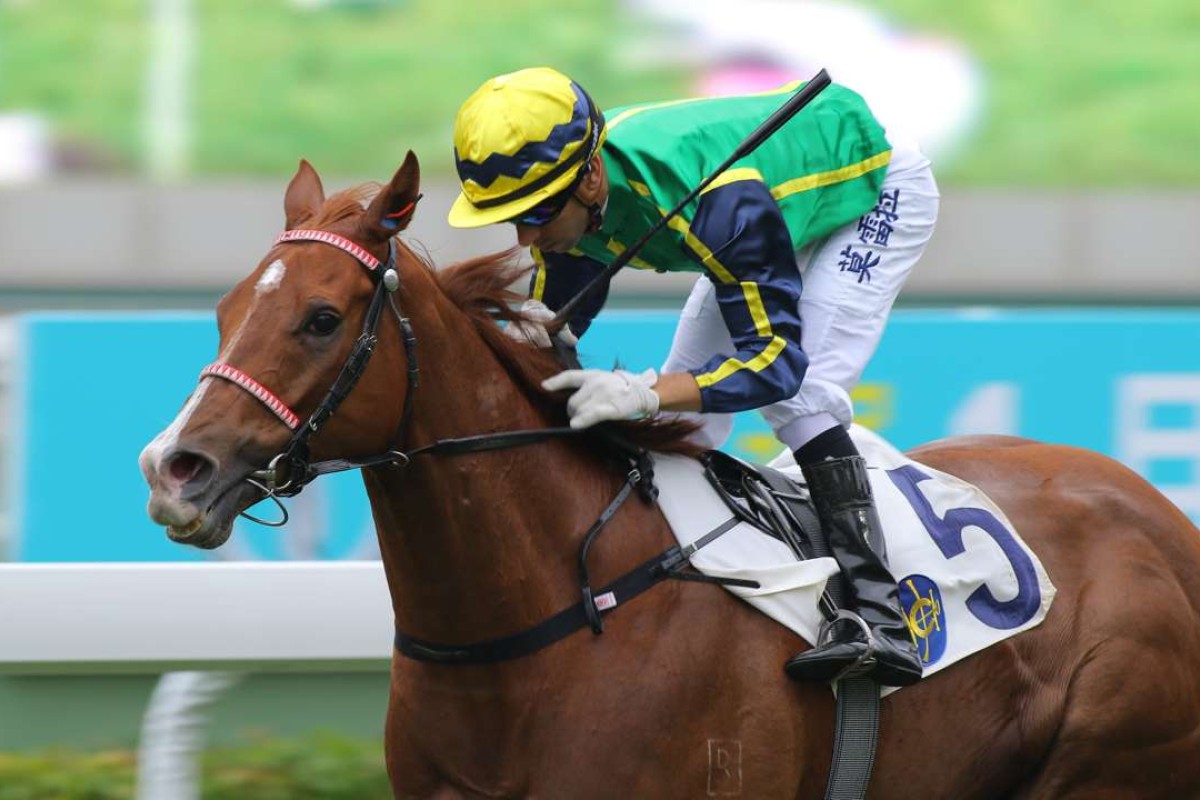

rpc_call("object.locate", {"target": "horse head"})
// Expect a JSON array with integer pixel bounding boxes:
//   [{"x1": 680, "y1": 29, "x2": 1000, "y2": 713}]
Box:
[{"x1": 139, "y1": 154, "x2": 423, "y2": 549}]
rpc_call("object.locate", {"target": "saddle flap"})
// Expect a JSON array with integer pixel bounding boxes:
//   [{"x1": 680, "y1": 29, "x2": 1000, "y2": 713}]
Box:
[{"x1": 650, "y1": 452, "x2": 840, "y2": 646}]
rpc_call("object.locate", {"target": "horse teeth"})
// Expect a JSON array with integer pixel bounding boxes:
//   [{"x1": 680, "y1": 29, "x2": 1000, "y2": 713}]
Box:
[{"x1": 171, "y1": 517, "x2": 204, "y2": 538}]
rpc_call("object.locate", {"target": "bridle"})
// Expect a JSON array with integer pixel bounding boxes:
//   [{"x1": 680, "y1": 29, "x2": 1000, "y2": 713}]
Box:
[
  {"x1": 199, "y1": 229, "x2": 419, "y2": 523},
  {"x1": 195, "y1": 226, "x2": 755, "y2": 663},
  {"x1": 199, "y1": 228, "x2": 579, "y2": 524}
]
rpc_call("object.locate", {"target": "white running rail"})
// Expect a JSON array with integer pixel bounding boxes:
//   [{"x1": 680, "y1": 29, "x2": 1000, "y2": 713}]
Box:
[{"x1": 0, "y1": 561, "x2": 393, "y2": 673}]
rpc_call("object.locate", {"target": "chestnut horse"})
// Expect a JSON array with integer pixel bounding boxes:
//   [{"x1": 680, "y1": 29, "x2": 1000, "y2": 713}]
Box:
[{"x1": 140, "y1": 155, "x2": 1200, "y2": 799}]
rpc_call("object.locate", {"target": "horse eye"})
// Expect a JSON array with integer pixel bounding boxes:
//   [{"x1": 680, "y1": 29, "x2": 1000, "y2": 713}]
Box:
[{"x1": 305, "y1": 309, "x2": 342, "y2": 336}]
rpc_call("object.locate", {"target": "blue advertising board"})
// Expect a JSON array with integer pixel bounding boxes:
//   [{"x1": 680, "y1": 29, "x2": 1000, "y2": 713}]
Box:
[{"x1": 9, "y1": 309, "x2": 1200, "y2": 562}]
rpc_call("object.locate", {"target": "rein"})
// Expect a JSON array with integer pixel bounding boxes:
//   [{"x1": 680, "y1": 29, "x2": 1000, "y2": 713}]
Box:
[{"x1": 199, "y1": 227, "x2": 755, "y2": 664}]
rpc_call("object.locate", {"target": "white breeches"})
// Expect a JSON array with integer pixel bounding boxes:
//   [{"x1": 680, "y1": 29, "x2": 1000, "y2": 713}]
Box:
[{"x1": 661, "y1": 139, "x2": 940, "y2": 452}]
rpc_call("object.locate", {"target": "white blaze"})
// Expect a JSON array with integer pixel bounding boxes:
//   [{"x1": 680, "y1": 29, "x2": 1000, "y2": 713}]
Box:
[
  {"x1": 139, "y1": 380, "x2": 213, "y2": 479},
  {"x1": 256, "y1": 259, "x2": 287, "y2": 295}
]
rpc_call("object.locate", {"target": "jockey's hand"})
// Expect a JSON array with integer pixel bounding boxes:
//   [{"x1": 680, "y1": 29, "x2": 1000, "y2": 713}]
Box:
[
  {"x1": 542, "y1": 368, "x2": 661, "y2": 429},
  {"x1": 505, "y1": 299, "x2": 579, "y2": 349}
]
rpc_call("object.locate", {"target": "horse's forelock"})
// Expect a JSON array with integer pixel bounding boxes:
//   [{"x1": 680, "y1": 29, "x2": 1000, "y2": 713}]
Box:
[{"x1": 305, "y1": 183, "x2": 384, "y2": 229}]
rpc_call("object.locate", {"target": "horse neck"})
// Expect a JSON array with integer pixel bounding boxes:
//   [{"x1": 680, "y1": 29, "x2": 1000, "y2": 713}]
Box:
[{"x1": 366, "y1": 267, "x2": 656, "y2": 644}]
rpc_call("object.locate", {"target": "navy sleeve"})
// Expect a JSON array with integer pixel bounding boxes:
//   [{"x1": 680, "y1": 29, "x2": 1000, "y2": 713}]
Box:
[
  {"x1": 681, "y1": 178, "x2": 809, "y2": 413},
  {"x1": 529, "y1": 247, "x2": 612, "y2": 339}
]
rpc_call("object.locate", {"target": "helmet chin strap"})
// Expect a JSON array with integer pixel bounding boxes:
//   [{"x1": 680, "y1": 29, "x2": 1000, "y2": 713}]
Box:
[
  {"x1": 570, "y1": 157, "x2": 606, "y2": 233},
  {"x1": 571, "y1": 180, "x2": 606, "y2": 233},
  {"x1": 581, "y1": 196, "x2": 605, "y2": 232}
]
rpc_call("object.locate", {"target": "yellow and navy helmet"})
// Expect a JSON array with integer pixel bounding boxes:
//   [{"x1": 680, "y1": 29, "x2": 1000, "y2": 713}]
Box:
[{"x1": 449, "y1": 67, "x2": 607, "y2": 228}]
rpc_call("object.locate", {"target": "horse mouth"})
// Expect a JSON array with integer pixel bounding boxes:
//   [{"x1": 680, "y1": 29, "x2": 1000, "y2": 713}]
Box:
[
  {"x1": 165, "y1": 480, "x2": 263, "y2": 549},
  {"x1": 167, "y1": 516, "x2": 206, "y2": 541}
]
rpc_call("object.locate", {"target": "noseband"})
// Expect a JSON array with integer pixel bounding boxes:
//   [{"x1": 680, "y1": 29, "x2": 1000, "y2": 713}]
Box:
[{"x1": 200, "y1": 229, "x2": 419, "y2": 523}]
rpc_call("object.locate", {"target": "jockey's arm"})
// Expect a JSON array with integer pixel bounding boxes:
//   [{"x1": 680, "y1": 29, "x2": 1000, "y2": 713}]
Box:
[
  {"x1": 533, "y1": 181, "x2": 806, "y2": 426},
  {"x1": 678, "y1": 178, "x2": 809, "y2": 414},
  {"x1": 530, "y1": 245, "x2": 703, "y2": 416},
  {"x1": 637, "y1": 180, "x2": 806, "y2": 415},
  {"x1": 651, "y1": 371, "x2": 702, "y2": 412}
]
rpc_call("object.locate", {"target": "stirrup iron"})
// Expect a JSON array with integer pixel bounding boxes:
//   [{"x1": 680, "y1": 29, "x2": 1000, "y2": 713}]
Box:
[{"x1": 817, "y1": 609, "x2": 879, "y2": 682}]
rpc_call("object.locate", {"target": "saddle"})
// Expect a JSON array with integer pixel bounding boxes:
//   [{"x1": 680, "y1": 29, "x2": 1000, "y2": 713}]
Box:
[{"x1": 702, "y1": 450, "x2": 847, "y2": 621}]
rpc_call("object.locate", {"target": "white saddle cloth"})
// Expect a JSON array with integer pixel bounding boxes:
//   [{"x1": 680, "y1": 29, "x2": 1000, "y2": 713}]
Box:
[{"x1": 652, "y1": 425, "x2": 1056, "y2": 686}]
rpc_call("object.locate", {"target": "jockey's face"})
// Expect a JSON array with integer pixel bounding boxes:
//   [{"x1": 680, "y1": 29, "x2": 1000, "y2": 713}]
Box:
[{"x1": 514, "y1": 155, "x2": 607, "y2": 254}]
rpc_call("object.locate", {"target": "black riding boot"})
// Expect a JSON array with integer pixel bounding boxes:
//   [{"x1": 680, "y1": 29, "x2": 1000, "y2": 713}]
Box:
[{"x1": 785, "y1": 455, "x2": 924, "y2": 686}]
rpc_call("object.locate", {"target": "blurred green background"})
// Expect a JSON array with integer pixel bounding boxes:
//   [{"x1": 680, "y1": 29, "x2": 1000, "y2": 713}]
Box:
[
  {"x1": 3, "y1": 0, "x2": 1198, "y2": 183},
  {"x1": 2, "y1": 0, "x2": 687, "y2": 178}
]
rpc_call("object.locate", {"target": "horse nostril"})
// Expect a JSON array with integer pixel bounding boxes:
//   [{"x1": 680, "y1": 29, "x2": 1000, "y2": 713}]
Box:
[{"x1": 163, "y1": 450, "x2": 216, "y2": 496}]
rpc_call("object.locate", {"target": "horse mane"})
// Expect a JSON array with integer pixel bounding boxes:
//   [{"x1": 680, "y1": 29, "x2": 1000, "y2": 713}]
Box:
[
  {"x1": 429, "y1": 248, "x2": 703, "y2": 458},
  {"x1": 308, "y1": 183, "x2": 383, "y2": 228}
]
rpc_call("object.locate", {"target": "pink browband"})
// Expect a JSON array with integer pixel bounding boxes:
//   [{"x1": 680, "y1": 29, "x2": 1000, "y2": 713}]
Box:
[
  {"x1": 275, "y1": 229, "x2": 381, "y2": 271},
  {"x1": 200, "y1": 363, "x2": 301, "y2": 430}
]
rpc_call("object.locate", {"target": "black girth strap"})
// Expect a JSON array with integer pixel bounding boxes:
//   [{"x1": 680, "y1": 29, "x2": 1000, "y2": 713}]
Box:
[
  {"x1": 393, "y1": 452, "x2": 755, "y2": 667},
  {"x1": 395, "y1": 549, "x2": 675, "y2": 665},
  {"x1": 394, "y1": 517, "x2": 753, "y2": 666}
]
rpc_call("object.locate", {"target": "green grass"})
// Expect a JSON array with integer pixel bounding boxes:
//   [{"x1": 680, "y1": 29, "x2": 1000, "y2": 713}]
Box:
[
  {"x1": 872, "y1": 0, "x2": 1200, "y2": 185},
  {"x1": 2, "y1": 0, "x2": 1199, "y2": 184},
  {"x1": 0, "y1": 0, "x2": 689, "y2": 178},
  {"x1": 0, "y1": 733, "x2": 391, "y2": 800}
]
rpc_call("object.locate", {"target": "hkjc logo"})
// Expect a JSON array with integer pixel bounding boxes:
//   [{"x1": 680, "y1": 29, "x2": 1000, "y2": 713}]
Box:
[{"x1": 899, "y1": 574, "x2": 946, "y2": 665}]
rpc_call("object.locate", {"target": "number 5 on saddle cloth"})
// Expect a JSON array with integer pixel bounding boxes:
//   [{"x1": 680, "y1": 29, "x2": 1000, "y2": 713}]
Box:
[{"x1": 655, "y1": 427, "x2": 1056, "y2": 685}]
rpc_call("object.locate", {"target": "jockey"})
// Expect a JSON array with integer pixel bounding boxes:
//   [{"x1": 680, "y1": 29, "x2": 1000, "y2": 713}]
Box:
[{"x1": 448, "y1": 67, "x2": 938, "y2": 687}]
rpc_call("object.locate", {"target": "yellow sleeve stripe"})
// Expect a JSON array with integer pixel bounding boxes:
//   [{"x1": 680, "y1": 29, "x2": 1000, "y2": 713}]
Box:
[
  {"x1": 623, "y1": 189, "x2": 739, "y2": 284},
  {"x1": 605, "y1": 238, "x2": 657, "y2": 271},
  {"x1": 762, "y1": 79, "x2": 805, "y2": 95},
  {"x1": 702, "y1": 168, "x2": 765, "y2": 195},
  {"x1": 607, "y1": 98, "x2": 706, "y2": 132},
  {"x1": 740, "y1": 281, "x2": 774, "y2": 337},
  {"x1": 694, "y1": 335, "x2": 789, "y2": 388},
  {"x1": 531, "y1": 248, "x2": 547, "y2": 301},
  {"x1": 772, "y1": 150, "x2": 892, "y2": 202},
  {"x1": 628, "y1": 180, "x2": 652, "y2": 197},
  {"x1": 664, "y1": 214, "x2": 737, "y2": 285}
]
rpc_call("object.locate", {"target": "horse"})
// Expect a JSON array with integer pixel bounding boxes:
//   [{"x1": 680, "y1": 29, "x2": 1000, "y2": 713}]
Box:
[{"x1": 140, "y1": 154, "x2": 1200, "y2": 799}]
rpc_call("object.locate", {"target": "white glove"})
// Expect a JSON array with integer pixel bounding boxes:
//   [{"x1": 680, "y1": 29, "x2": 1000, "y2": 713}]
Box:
[
  {"x1": 542, "y1": 368, "x2": 661, "y2": 429},
  {"x1": 505, "y1": 299, "x2": 579, "y2": 349}
]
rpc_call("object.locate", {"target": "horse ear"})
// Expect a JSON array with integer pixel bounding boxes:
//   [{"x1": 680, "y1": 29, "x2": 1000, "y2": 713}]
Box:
[
  {"x1": 361, "y1": 151, "x2": 421, "y2": 242},
  {"x1": 284, "y1": 159, "x2": 326, "y2": 230}
]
